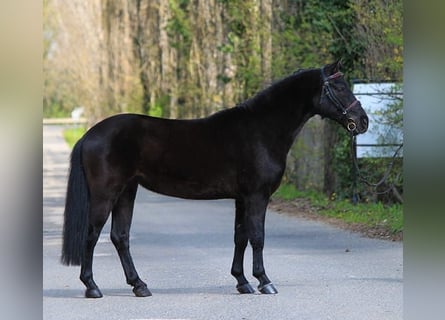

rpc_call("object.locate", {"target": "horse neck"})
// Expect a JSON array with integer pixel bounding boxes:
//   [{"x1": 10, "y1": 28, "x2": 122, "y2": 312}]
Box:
[{"x1": 248, "y1": 70, "x2": 321, "y2": 151}]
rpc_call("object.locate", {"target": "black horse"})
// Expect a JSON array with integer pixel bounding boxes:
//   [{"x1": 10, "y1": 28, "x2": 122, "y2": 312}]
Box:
[{"x1": 61, "y1": 61, "x2": 368, "y2": 298}]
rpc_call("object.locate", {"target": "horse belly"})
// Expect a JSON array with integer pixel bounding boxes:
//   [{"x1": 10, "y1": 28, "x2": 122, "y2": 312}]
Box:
[
  {"x1": 138, "y1": 171, "x2": 235, "y2": 200},
  {"x1": 136, "y1": 156, "x2": 237, "y2": 200}
]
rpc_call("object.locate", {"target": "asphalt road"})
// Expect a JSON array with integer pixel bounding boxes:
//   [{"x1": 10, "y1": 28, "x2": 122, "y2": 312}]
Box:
[{"x1": 43, "y1": 125, "x2": 402, "y2": 320}]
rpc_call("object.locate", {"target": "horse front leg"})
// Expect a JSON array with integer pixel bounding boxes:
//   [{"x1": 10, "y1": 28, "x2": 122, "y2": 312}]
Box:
[
  {"x1": 231, "y1": 199, "x2": 255, "y2": 294},
  {"x1": 245, "y1": 193, "x2": 278, "y2": 294}
]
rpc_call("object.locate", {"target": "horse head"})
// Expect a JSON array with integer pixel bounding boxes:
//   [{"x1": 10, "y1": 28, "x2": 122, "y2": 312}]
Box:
[{"x1": 317, "y1": 60, "x2": 369, "y2": 135}]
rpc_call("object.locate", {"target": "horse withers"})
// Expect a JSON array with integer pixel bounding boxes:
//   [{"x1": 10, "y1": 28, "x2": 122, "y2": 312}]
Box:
[{"x1": 61, "y1": 61, "x2": 368, "y2": 298}]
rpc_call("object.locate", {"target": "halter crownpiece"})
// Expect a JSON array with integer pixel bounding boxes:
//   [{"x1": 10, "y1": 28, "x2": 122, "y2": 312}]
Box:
[{"x1": 324, "y1": 72, "x2": 344, "y2": 83}]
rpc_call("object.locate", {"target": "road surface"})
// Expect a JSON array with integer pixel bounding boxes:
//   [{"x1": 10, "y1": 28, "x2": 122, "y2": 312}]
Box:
[{"x1": 43, "y1": 125, "x2": 402, "y2": 320}]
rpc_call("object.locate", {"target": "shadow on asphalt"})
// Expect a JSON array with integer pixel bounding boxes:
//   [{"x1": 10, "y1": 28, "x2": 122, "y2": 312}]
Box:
[{"x1": 43, "y1": 285, "x2": 241, "y2": 298}]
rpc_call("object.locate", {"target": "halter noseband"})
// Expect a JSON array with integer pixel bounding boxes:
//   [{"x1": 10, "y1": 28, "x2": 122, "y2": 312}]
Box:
[{"x1": 321, "y1": 70, "x2": 359, "y2": 131}]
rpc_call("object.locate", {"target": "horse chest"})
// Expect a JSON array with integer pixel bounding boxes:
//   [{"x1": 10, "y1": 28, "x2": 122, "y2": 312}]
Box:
[{"x1": 237, "y1": 149, "x2": 286, "y2": 195}]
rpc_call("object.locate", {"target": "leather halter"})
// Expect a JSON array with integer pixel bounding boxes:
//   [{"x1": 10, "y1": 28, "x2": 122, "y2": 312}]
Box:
[{"x1": 320, "y1": 70, "x2": 359, "y2": 131}]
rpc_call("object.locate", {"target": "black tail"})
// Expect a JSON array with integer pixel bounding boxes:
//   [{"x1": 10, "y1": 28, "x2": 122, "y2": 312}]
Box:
[{"x1": 61, "y1": 138, "x2": 89, "y2": 266}]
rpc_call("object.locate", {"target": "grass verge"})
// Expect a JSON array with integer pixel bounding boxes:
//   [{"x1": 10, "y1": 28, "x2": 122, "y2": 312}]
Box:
[
  {"x1": 272, "y1": 183, "x2": 403, "y2": 240},
  {"x1": 63, "y1": 126, "x2": 86, "y2": 148}
]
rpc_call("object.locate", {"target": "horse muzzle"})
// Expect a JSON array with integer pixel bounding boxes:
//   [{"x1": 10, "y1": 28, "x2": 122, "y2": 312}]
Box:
[{"x1": 346, "y1": 115, "x2": 368, "y2": 135}]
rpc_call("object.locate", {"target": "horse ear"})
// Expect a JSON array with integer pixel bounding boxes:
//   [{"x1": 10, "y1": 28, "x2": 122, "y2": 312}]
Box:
[
  {"x1": 324, "y1": 59, "x2": 343, "y2": 75},
  {"x1": 335, "y1": 59, "x2": 343, "y2": 71}
]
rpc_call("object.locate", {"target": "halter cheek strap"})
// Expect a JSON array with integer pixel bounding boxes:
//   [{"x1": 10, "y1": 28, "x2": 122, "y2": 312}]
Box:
[
  {"x1": 344, "y1": 100, "x2": 358, "y2": 113},
  {"x1": 321, "y1": 70, "x2": 358, "y2": 116}
]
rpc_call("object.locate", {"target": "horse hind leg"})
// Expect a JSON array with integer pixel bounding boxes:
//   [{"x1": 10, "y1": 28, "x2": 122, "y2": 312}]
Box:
[
  {"x1": 110, "y1": 181, "x2": 151, "y2": 297},
  {"x1": 80, "y1": 197, "x2": 113, "y2": 298}
]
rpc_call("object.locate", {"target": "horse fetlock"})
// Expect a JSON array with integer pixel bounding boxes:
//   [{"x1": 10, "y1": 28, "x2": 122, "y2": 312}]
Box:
[
  {"x1": 230, "y1": 267, "x2": 243, "y2": 278},
  {"x1": 252, "y1": 267, "x2": 266, "y2": 280}
]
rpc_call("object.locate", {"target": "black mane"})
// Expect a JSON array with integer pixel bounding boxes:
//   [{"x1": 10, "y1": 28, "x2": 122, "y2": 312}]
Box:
[{"x1": 235, "y1": 68, "x2": 319, "y2": 114}]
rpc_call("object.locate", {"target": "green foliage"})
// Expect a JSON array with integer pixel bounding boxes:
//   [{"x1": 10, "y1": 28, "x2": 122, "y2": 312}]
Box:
[
  {"x1": 167, "y1": 0, "x2": 192, "y2": 50},
  {"x1": 273, "y1": 183, "x2": 403, "y2": 234},
  {"x1": 43, "y1": 76, "x2": 79, "y2": 118},
  {"x1": 353, "y1": 156, "x2": 403, "y2": 203},
  {"x1": 273, "y1": 183, "x2": 302, "y2": 200},
  {"x1": 221, "y1": 0, "x2": 263, "y2": 99},
  {"x1": 330, "y1": 121, "x2": 403, "y2": 205},
  {"x1": 148, "y1": 103, "x2": 163, "y2": 118},
  {"x1": 272, "y1": 0, "x2": 364, "y2": 77},
  {"x1": 331, "y1": 125, "x2": 354, "y2": 198},
  {"x1": 350, "y1": 0, "x2": 403, "y2": 79},
  {"x1": 63, "y1": 127, "x2": 86, "y2": 149},
  {"x1": 319, "y1": 199, "x2": 403, "y2": 234},
  {"x1": 148, "y1": 94, "x2": 170, "y2": 118},
  {"x1": 43, "y1": 101, "x2": 71, "y2": 118}
]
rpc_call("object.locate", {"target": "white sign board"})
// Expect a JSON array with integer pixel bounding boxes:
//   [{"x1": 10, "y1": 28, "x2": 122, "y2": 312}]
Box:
[{"x1": 353, "y1": 83, "x2": 403, "y2": 158}]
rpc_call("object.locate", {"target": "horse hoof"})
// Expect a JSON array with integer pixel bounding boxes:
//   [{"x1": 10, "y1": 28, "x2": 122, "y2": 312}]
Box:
[
  {"x1": 236, "y1": 283, "x2": 255, "y2": 294},
  {"x1": 85, "y1": 288, "x2": 103, "y2": 298},
  {"x1": 258, "y1": 283, "x2": 278, "y2": 294},
  {"x1": 133, "y1": 285, "x2": 152, "y2": 297}
]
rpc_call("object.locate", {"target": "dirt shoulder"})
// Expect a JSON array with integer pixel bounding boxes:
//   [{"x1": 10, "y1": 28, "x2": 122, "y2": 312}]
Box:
[{"x1": 269, "y1": 198, "x2": 402, "y2": 242}]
